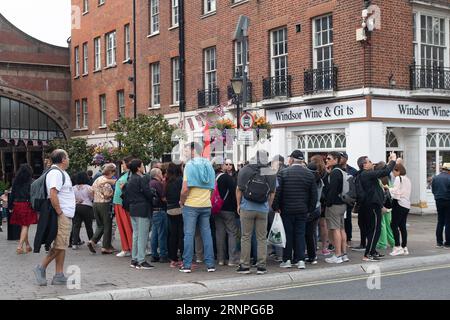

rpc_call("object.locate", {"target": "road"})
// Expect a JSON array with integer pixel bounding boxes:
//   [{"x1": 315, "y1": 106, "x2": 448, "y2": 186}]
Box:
[{"x1": 189, "y1": 264, "x2": 450, "y2": 300}]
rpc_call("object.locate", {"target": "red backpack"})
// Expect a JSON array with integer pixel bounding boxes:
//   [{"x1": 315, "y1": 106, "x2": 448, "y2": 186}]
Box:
[{"x1": 211, "y1": 173, "x2": 229, "y2": 215}]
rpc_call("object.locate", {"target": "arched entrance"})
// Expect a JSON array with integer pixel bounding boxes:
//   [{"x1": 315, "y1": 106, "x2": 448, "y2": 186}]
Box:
[{"x1": 0, "y1": 95, "x2": 67, "y2": 183}]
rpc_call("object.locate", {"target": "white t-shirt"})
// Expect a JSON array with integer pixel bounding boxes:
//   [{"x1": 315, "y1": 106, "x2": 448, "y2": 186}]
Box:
[{"x1": 46, "y1": 166, "x2": 76, "y2": 218}]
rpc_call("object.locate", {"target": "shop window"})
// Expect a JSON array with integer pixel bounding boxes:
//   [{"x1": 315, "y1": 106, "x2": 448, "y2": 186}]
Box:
[
  {"x1": 427, "y1": 133, "x2": 437, "y2": 148},
  {"x1": 386, "y1": 130, "x2": 399, "y2": 148},
  {"x1": 296, "y1": 132, "x2": 346, "y2": 161},
  {"x1": 439, "y1": 133, "x2": 450, "y2": 148},
  {"x1": 335, "y1": 133, "x2": 346, "y2": 148}
]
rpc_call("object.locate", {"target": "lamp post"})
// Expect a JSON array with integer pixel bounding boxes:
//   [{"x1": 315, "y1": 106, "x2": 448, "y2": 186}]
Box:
[{"x1": 231, "y1": 76, "x2": 243, "y2": 162}]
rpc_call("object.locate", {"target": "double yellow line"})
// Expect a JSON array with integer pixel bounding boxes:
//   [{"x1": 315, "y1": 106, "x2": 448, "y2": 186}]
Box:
[{"x1": 187, "y1": 264, "x2": 450, "y2": 300}]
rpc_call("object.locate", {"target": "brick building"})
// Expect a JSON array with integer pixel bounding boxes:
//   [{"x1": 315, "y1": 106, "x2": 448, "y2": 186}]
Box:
[
  {"x1": 0, "y1": 13, "x2": 70, "y2": 183},
  {"x1": 72, "y1": 0, "x2": 450, "y2": 211},
  {"x1": 70, "y1": 0, "x2": 133, "y2": 146}
]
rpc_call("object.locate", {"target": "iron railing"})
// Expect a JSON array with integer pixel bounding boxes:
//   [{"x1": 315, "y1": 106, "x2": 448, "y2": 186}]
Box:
[
  {"x1": 304, "y1": 66, "x2": 338, "y2": 94},
  {"x1": 410, "y1": 64, "x2": 450, "y2": 90},
  {"x1": 262, "y1": 75, "x2": 292, "y2": 99},
  {"x1": 198, "y1": 87, "x2": 219, "y2": 107}
]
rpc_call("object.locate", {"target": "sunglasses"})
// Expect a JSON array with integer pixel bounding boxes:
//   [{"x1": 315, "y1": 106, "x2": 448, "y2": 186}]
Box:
[{"x1": 225, "y1": 163, "x2": 233, "y2": 166}]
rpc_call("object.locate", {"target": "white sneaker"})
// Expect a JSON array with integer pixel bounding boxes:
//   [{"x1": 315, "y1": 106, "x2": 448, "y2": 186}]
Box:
[
  {"x1": 402, "y1": 247, "x2": 409, "y2": 256},
  {"x1": 218, "y1": 261, "x2": 225, "y2": 266},
  {"x1": 297, "y1": 261, "x2": 306, "y2": 269},
  {"x1": 390, "y1": 247, "x2": 404, "y2": 256},
  {"x1": 116, "y1": 251, "x2": 131, "y2": 257},
  {"x1": 341, "y1": 254, "x2": 350, "y2": 262},
  {"x1": 325, "y1": 255, "x2": 343, "y2": 264},
  {"x1": 279, "y1": 260, "x2": 292, "y2": 268}
]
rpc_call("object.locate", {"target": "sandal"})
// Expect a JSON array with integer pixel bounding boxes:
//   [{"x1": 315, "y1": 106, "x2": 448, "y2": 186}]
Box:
[
  {"x1": 16, "y1": 247, "x2": 24, "y2": 255},
  {"x1": 26, "y1": 246, "x2": 33, "y2": 253}
]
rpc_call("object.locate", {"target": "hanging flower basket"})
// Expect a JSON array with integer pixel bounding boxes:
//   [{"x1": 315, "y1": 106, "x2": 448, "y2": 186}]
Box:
[{"x1": 252, "y1": 115, "x2": 272, "y2": 141}]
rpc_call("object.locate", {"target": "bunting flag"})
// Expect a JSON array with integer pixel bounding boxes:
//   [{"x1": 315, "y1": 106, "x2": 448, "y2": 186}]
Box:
[
  {"x1": 202, "y1": 122, "x2": 211, "y2": 159},
  {"x1": 195, "y1": 115, "x2": 204, "y2": 128},
  {"x1": 187, "y1": 118, "x2": 195, "y2": 131},
  {"x1": 212, "y1": 104, "x2": 225, "y2": 117}
]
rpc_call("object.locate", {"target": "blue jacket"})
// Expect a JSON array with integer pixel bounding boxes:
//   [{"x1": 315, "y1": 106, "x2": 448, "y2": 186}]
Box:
[
  {"x1": 432, "y1": 172, "x2": 450, "y2": 201},
  {"x1": 185, "y1": 157, "x2": 215, "y2": 190}
]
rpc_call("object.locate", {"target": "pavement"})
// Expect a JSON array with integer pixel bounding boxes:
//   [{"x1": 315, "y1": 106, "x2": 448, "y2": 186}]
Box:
[{"x1": 0, "y1": 214, "x2": 449, "y2": 300}]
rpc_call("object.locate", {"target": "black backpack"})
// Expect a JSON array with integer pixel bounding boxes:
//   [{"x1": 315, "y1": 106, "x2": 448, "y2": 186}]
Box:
[
  {"x1": 120, "y1": 173, "x2": 131, "y2": 211},
  {"x1": 353, "y1": 172, "x2": 367, "y2": 204},
  {"x1": 243, "y1": 167, "x2": 270, "y2": 203}
]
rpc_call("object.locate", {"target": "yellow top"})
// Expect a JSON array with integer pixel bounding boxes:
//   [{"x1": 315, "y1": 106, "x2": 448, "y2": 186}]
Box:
[{"x1": 184, "y1": 173, "x2": 212, "y2": 208}]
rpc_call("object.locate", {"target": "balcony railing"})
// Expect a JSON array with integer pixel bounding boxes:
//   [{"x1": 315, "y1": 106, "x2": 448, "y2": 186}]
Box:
[
  {"x1": 262, "y1": 75, "x2": 292, "y2": 99},
  {"x1": 227, "y1": 81, "x2": 253, "y2": 103},
  {"x1": 198, "y1": 87, "x2": 219, "y2": 107},
  {"x1": 304, "y1": 66, "x2": 338, "y2": 94},
  {"x1": 410, "y1": 64, "x2": 450, "y2": 91}
]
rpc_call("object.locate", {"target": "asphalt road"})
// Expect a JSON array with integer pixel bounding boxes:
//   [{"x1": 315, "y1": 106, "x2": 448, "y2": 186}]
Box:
[{"x1": 191, "y1": 264, "x2": 450, "y2": 300}]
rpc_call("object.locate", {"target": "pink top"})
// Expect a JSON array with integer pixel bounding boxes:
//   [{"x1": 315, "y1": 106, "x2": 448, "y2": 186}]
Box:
[{"x1": 389, "y1": 176, "x2": 411, "y2": 209}]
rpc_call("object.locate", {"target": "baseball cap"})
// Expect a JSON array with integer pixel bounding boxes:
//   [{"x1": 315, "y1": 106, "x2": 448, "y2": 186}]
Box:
[
  {"x1": 340, "y1": 152, "x2": 349, "y2": 159},
  {"x1": 289, "y1": 150, "x2": 304, "y2": 161},
  {"x1": 442, "y1": 163, "x2": 450, "y2": 170}
]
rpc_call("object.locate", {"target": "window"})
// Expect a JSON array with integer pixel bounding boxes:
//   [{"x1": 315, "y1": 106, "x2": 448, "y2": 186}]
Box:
[
  {"x1": 82, "y1": 42, "x2": 88, "y2": 74},
  {"x1": 105, "y1": 31, "x2": 116, "y2": 67},
  {"x1": 204, "y1": 47, "x2": 217, "y2": 91},
  {"x1": 82, "y1": 99, "x2": 88, "y2": 128},
  {"x1": 98, "y1": 0, "x2": 105, "y2": 5},
  {"x1": 83, "y1": 0, "x2": 89, "y2": 13},
  {"x1": 413, "y1": 13, "x2": 447, "y2": 68},
  {"x1": 235, "y1": 39, "x2": 249, "y2": 77},
  {"x1": 297, "y1": 132, "x2": 346, "y2": 161},
  {"x1": 172, "y1": 0, "x2": 179, "y2": 27},
  {"x1": 124, "y1": 24, "x2": 131, "y2": 61},
  {"x1": 313, "y1": 15, "x2": 333, "y2": 70},
  {"x1": 94, "y1": 37, "x2": 101, "y2": 70},
  {"x1": 426, "y1": 132, "x2": 450, "y2": 189},
  {"x1": 203, "y1": 0, "x2": 216, "y2": 14},
  {"x1": 75, "y1": 100, "x2": 81, "y2": 129},
  {"x1": 172, "y1": 57, "x2": 180, "y2": 105},
  {"x1": 151, "y1": 62, "x2": 161, "y2": 107},
  {"x1": 149, "y1": 0, "x2": 160, "y2": 35},
  {"x1": 74, "y1": 46, "x2": 80, "y2": 77},
  {"x1": 100, "y1": 95, "x2": 106, "y2": 126},
  {"x1": 270, "y1": 28, "x2": 288, "y2": 95},
  {"x1": 117, "y1": 90, "x2": 125, "y2": 117}
]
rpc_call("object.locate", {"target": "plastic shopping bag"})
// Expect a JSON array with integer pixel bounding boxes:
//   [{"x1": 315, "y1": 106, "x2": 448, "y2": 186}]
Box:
[{"x1": 267, "y1": 212, "x2": 286, "y2": 248}]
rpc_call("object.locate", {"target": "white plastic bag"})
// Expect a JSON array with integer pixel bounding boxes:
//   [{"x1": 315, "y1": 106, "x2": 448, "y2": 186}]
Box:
[{"x1": 267, "y1": 212, "x2": 286, "y2": 248}]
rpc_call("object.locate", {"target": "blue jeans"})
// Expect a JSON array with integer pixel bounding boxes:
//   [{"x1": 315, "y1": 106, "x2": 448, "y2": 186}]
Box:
[
  {"x1": 182, "y1": 206, "x2": 215, "y2": 269},
  {"x1": 151, "y1": 210, "x2": 168, "y2": 258},
  {"x1": 131, "y1": 216, "x2": 151, "y2": 264}
]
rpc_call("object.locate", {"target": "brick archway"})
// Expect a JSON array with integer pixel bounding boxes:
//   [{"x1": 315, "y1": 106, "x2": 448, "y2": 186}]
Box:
[{"x1": 0, "y1": 85, "x2": 70, "y2": 138}]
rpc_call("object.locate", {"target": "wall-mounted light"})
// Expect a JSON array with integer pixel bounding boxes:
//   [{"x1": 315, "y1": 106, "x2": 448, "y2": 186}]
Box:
[
  {"x1": 128, "y1": 76, "x2": 134, "y2": 82},
  {"x1": 389, "y1": 73, "x2": 396, "y2": 87},
  {"x1": 129, "y1": 93, "x2": 135, "y2": 99}
]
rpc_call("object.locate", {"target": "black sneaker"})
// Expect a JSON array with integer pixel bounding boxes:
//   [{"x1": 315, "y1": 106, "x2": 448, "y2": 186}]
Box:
[
  {"x1": 179, "y1": 267, "x2": 192, "y2": 273},
  {"x1": 136, "y1": 261, "x2": 155, "y2": 270},
  {"x1": 130, "y1": 260, "x2": 138, "y2": 268},
  {"x1": 363, "y1": 255, "x2": 381, "y2": 262},
  {"x1": 373, "y1": 252, "x2": 385, "y2": 258},
  {"x1": 328, "y1": 244, "x2": 335, "y2": 251},
  {"x1": 236, "y1": 264, "x2": 251, "y2": 274},
  {"x1": 257, "y1": 267, "x2": 267, "y2": 275},
  {"x1": 159, "y1": 257, "x2": 169, "y2": 263},
  {"x1": 352, "y1": 245, "x2": 366, "y2": 252},
  {"x1": 251, "y1": 259, "x2": 257, "y2": 268},
  {"x1": 87, "y1": 242, "x2": 96, "y2": 254},
  {"x1": 207, "y1": 267, "x2": 216, "y2": 272},
  {"x1": 151, "y1": 256, "x2": 160, "y2": 263}
]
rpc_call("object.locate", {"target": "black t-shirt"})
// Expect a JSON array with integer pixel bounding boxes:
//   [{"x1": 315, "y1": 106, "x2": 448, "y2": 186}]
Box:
[{"x1": 217, "y1": 173, "x2": 237, "y2": 212}]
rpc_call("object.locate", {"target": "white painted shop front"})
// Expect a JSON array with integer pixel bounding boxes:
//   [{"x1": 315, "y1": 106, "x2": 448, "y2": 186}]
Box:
[{"x1": 266, "y1": 98, "x2": 450, "y2": 213}]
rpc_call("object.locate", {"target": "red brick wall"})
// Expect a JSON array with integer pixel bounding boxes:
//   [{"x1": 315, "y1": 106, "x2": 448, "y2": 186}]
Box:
[
  {"x1": 71, "y1": 0, "x2": 132, "y2": 137},
  {"x1": 0, "y1": 13, "x2": 71, "y2": 123}
]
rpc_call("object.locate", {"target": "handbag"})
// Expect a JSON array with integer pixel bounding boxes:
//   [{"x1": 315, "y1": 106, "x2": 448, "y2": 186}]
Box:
[{"x1": 383, "y1": 189, "x2": 393, "y2": 209}]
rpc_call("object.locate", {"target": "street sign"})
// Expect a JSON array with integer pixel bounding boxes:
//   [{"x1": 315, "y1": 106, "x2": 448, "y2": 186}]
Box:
[
  {"x1": 237, "y1": 129, "x2": 254, "y2": 145},
  {"x1": 240, "y1": 112, "x2": 254, "y2": 130}
]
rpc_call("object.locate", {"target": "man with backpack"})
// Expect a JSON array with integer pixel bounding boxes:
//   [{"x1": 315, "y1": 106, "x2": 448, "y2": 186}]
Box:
[
  {"x1": 357, "y1": 152, "x2": 397, "y2": 261},
  {"x1": 236, "y1": 150, "x2": 277, "y2": 275},
  {"x1": 324, "y1": 151, "x2": 349, "y2": 264},
  {"x1": 340, "y1": 152, "x2": 358, "y2": 248},
  {"x1": 273, "y1": 150, "x2": 317, "y2": 270},
  {"x1": 33, "y1": 149, "x2": 75, "y2": 286}
]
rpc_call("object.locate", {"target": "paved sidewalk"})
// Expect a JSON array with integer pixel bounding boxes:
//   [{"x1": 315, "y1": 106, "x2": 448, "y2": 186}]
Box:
[{"x1": 0, "y1": 214, "x2": 447, "y2": 300}]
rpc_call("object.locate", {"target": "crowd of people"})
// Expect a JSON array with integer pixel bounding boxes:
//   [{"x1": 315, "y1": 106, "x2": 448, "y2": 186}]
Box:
[{"x1": 1, "y1": 142, "x2": 450, "y2": 285}]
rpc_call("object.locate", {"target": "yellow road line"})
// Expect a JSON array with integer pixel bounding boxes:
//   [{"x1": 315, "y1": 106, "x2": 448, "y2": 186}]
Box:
[{"x1": 187, "y1": 264, "x2": 450, "y2": 300}]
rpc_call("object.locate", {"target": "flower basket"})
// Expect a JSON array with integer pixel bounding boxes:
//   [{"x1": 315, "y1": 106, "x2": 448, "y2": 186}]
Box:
[{"x1": 252, "y1": 115, "x2": 272, "y2": 141}]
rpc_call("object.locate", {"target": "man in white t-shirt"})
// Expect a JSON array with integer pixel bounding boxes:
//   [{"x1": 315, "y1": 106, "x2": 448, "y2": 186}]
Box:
[{"x1": 33, "y1": 149, "x2": 76, "y2": 286}]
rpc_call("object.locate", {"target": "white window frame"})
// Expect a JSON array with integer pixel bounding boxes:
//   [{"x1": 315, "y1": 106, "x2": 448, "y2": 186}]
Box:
[
  {"x1": 235, "y1": 39, "x2": 249, "y2": 77},
  {"x1": 74, "y1": 46, "x2": 80, "y2": 77},
  {"x1": 172, "y1": 0, "x2": 179, "y2": 27},
  {"x1": 105, "y1": 31, "x2": 116, "y2": 67},
  {"x1": 151, "y1": 62, "x2": 161, "y2": 108},
  {"x1": 75, "y1": 100, "x2": 81, "y2": 129},
  {"x1": 413, "y1": 10, "x2": 449, "y2": 68},
  {"x1": 100, "y1": 95, "x2": 106, "y2": 127},
  {"x1": 117, "y1": 90, "x2": 125, "y2": 117},
  {"x1": 270, "y1": 28, "x2": 288, "y2": 78},
  {"x1": 82, "y1": 99, "x2": 88, "y2": 128},
  {"x1": 172, "y1": 57, "x2": 180, "y2": 105},
  {"x1": 94, "y1": 37, "x2": 101, "y2": 70},
  {"x1": 296, "y1": 130, "x2": 346, "y2": 160},
  {"x1": 312, "y1": 14, "x2": 333, "y2": 70},
  {"x1": 149, "y1": 0, "x2": 160, "y2": 35},
  {"x1": 203, "y1": 0, "x2": 216, "y2": 15},
  {"x1": 82, "y1": 42, "x2": 88, "y2": 75},
  {"x1": 124, "y1": 24, "x2": 131, "y2": 61},
  {"x1": 98, "y1": 0, "x2": 105, "y2": 6},
  {"x1": 83, "y1": 0, "x2": 89, "y2": 13}
]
